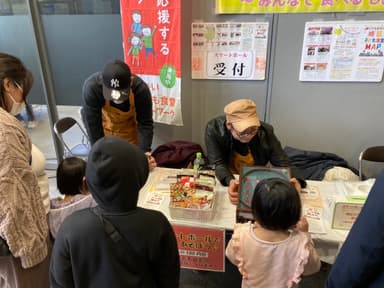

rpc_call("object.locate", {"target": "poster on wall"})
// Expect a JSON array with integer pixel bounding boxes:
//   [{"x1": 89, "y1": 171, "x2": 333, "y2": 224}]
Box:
[
  {"x1": 120, "y1": 0, "x2": 183, "y2": 125},
  {"x1": 191, "y1": 22, "x2": 269, "y2": 80},
  {"x1": 215, "y1": 0, "x2": 384, "y2": 14},
  {"x1": 299, "y1": 21, "x2": 384, "y2": 82}
]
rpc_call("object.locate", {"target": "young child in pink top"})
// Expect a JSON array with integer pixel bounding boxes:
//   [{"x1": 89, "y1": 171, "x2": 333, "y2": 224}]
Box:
[
  {"x1": 49, "y1": 157, "x2": 96, "y2": 238},
  {"x1": 226, "y1": 178, "x2": 321, "y2": 288}
]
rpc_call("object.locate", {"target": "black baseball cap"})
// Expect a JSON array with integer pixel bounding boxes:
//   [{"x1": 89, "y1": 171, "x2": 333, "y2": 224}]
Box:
[{"x1": 102, "y1": 60, "x2": 131, "y2": 103}]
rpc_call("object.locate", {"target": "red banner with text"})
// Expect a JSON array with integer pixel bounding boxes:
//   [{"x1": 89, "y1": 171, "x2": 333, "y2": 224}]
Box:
[{"x1": 120, "y1": 0, "x2": 182, "y2": 125}]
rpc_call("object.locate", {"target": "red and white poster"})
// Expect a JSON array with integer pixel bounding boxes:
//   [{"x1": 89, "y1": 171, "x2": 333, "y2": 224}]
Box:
[
  {"x1": 173, "y1": 225, "x2": 225, "y2": 272},
  {"x1": 120, "y1": 0, "x2": 182, "y2": 125}
]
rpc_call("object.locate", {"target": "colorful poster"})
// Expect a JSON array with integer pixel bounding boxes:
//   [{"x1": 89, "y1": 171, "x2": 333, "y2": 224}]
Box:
[
  {"x1": 192, "y1": 22, "x2": 269, "y2": 80},
  {"x1": 120, "y1": 0, "x2": 182, "y2": 125},
  {"x1": 216, "y1": 0, "x2": 384, "y2": 14},
  {"x1": 299, "y1": 21, "x2": 384, "y2": 82},
  {"x1": 173, "y1": 225, "x2": 225, "y2": 272}
]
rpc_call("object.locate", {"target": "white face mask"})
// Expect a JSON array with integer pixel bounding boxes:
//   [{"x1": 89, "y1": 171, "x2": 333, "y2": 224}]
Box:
[
  {"x1": 9, "y1": 93, "x2": 26, "y2": 116},
  {"x1": 111, "y1": 90, "x2": 124, "y2": 104}
]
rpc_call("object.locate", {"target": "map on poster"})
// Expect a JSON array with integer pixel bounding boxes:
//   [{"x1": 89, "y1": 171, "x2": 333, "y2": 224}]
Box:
[{"x1": 299, "y1": 21, "x2": 384, "y2": 82}]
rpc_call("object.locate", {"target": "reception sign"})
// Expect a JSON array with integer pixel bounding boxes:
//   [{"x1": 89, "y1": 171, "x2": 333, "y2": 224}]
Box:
[
  {"x1": 216, "y1": 0, "x2": 384, "y2": 14},
  {"x1": 172, "y1": 225, "x2": 225, "y2": 272},
  {"x1": 120, "y1": 0, "x2": 182, "y2": 125},
  {"x1": 192, "y1": 22, "x2": 269, "y2": 80}
]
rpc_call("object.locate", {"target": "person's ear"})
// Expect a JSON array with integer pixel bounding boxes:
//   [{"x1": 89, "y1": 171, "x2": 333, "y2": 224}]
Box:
[
  {"x1": 81, "y1": 176, "x2": 89, "y2": 194},
  {"x1": 225, "y1": 121, "x2": 232, "y2": 130},
  {"x1": 2, "y1": 78, "x2": 13, "y2": 93}
]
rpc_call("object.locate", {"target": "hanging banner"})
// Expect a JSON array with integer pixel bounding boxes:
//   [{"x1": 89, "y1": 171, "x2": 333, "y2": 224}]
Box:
[
  {"x1": 299, "y1": 21, "x2": 384, "y2": 82},
  {"x1": 192, "y1": 22, "x2": 269, "y2": 80},
  {"x1": 121, "y1": 0, "x2": 182, "y2": 125},
  {"x1": 215, "y1": 0, "x2": 384, "y2": 14}
]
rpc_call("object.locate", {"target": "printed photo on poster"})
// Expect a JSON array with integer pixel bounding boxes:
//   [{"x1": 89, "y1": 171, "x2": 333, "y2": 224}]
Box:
[{"x1": 299, "y1": 21, "x2": 384, "y2": 82}]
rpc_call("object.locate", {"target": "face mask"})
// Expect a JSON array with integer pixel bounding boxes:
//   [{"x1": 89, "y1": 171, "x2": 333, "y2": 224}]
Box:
[
  {"x1": 111, "y1": 90, "x2": 124, "y2": 104},
  {"x1": 8, "y1": 94, "x2": 26, "y2": 116}
]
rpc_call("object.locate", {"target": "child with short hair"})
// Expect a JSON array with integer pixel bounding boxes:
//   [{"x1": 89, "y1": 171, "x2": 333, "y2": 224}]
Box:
[
  {"x1": 49, "y1": 157, "x2": 96, "y2": 238},
  {"x1": 226, "y1": 178, "x2": 320, "y2": 288}
]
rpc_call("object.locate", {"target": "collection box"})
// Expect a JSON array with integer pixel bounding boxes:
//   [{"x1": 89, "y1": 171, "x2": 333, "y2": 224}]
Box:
[{"x1": 169, "y1": 170, "x2": 216, "y2": 222}]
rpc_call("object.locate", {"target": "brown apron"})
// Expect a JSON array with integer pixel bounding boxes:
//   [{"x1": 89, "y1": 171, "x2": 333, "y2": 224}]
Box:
[
  {"x1": 101, "y1": 89, "x2": 138, "y2": 144},
  {"x1": 229, "y1": 149, "x2": 255, "y2": 175}
]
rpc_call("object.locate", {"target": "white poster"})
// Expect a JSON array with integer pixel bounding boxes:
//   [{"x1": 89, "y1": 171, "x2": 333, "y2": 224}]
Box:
[
  {"x1": 299, "y1": 21, "x2": 384, "y2": 82},
  {"x1": 191, "y1": 22, "x2": 269, "y2": 80}
]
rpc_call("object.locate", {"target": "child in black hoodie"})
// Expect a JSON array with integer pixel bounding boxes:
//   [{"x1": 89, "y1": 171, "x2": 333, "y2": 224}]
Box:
[{"x1": 50, "y1": 136, "x2": 180, "y2": 288}]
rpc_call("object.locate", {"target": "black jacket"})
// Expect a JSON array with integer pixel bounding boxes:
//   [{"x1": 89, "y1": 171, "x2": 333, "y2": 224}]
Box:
[
  {"x1": 50, "y1": 137, "x2": 180, "y2": 288},
  {"x1": 284, "y1": 146, "x2": 359, "y2": 180},
  {"x1": 205, "y1": 115, "x2": 300, "y2": 186}
]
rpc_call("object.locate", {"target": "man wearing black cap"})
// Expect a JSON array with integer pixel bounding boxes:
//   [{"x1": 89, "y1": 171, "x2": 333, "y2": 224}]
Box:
[
  {"x1": 81, "y1": 60, "x2": 156, "y2": 169},
  {"x1": 50, "y1": 136, "x2": 180, "y2": 288}
]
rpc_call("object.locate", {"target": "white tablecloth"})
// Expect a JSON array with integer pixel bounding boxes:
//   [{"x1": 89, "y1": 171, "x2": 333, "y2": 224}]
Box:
[{"x1": 138, "y1": 167, "x2": 375, "y2": 264}]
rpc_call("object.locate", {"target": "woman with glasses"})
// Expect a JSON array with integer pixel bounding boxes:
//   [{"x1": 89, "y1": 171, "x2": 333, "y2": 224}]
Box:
[
  {"x1": 205, "y1": 99, "x2": 302, "y2": 191},
  {"x1": 0, "y1": 53, "x2": 50, "y2": 287}
]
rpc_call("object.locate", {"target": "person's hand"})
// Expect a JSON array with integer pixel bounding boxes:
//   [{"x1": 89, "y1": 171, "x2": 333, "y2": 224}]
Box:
[
  {"x1": 228, "y1": 179, "x2": 240, "y2": 205},
  {"x1": 145, "y1": 152, "x2": 157, "y2": 171},
  {"x1": 290, "y1": 177, "x2": 301, "y2": 192},
  {"x1": 295, "y1": 216, "x2": 309, "y2": 232}
]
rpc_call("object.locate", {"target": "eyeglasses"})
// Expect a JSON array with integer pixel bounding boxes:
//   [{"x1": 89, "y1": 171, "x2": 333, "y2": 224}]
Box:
[{"x1": 231, "y1": 125, "x2": 259, "y2": 139}]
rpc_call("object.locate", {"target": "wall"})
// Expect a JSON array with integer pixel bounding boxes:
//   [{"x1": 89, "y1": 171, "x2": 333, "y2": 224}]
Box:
[
  {"x1": 188, "y1": 4, "x2": 384, "y2": 170},
  {"x1": 189, "y1": 1, "x2": 274, "y2": 149},
  {"x1": 269, "y1": 12, "x2": 384, "y2": 168}
]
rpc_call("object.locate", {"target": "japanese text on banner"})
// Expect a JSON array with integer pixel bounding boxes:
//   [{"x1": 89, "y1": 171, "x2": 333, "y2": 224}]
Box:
[{"x1": 121, "y1": 0, "x2": 182, "y2": 125}]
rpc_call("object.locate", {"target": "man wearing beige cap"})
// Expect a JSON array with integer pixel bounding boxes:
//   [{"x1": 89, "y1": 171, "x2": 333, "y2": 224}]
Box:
[{"x1": 205, "y1": 99, "x2": 298, "y2": 191}]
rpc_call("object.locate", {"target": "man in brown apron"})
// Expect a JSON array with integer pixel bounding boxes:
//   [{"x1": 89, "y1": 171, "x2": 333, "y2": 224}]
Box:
[
  {"x1": 81, "y1": 60, "x2": 156, "y2": 170},
  {"x1": 205, "y1": 99, "x2": 304, "y2": 201}
]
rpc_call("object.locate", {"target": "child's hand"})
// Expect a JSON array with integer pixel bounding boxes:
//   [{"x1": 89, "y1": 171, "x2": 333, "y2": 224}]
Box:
[{"x1": 295, "y1": 217, "x2": 309, "y2": 232}]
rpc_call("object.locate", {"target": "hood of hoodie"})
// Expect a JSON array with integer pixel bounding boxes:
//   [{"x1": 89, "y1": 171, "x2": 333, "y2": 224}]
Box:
[{"x1": 86, "y1": 136, "x2": 149, "y2": 212}]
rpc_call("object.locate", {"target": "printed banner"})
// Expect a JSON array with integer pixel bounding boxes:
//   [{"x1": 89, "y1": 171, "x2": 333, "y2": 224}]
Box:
[
  {"x1": 192, "y1": 22, "x2": 269, "y2": 80},
  {"x1": 121, "y1": 0, "x2": 182, "y2": 125},
  {"x1": 216, "y1": 0, "x2": 384, "y2": 14},
  {"x1": 299, "y1": 21, "x2": 384, "y2": 82},
  {"x1": 172, "y1": 225, "x2": 225, "y2": 272}
]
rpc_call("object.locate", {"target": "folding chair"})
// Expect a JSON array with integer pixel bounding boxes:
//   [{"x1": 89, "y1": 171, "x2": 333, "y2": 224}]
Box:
[
  {"x1": 358, "y1": 146, "x2": 384, "y2": 180},
  {"x1": 54, "y1": 117, "x2": 91, "y2": 160}
]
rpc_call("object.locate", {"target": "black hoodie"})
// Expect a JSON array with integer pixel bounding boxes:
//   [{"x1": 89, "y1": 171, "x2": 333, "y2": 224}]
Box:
[
  {"x1": 50, "y1": 137, "x2": 180, "y2": 288},
  {"x1": 86, "y1": 136, "x2": 149, "y2": 212}
]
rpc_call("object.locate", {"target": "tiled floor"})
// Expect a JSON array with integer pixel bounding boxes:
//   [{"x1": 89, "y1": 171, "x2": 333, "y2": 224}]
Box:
[{"x1": 23, "y1": 105, "x2": 330, "y2": 287}]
